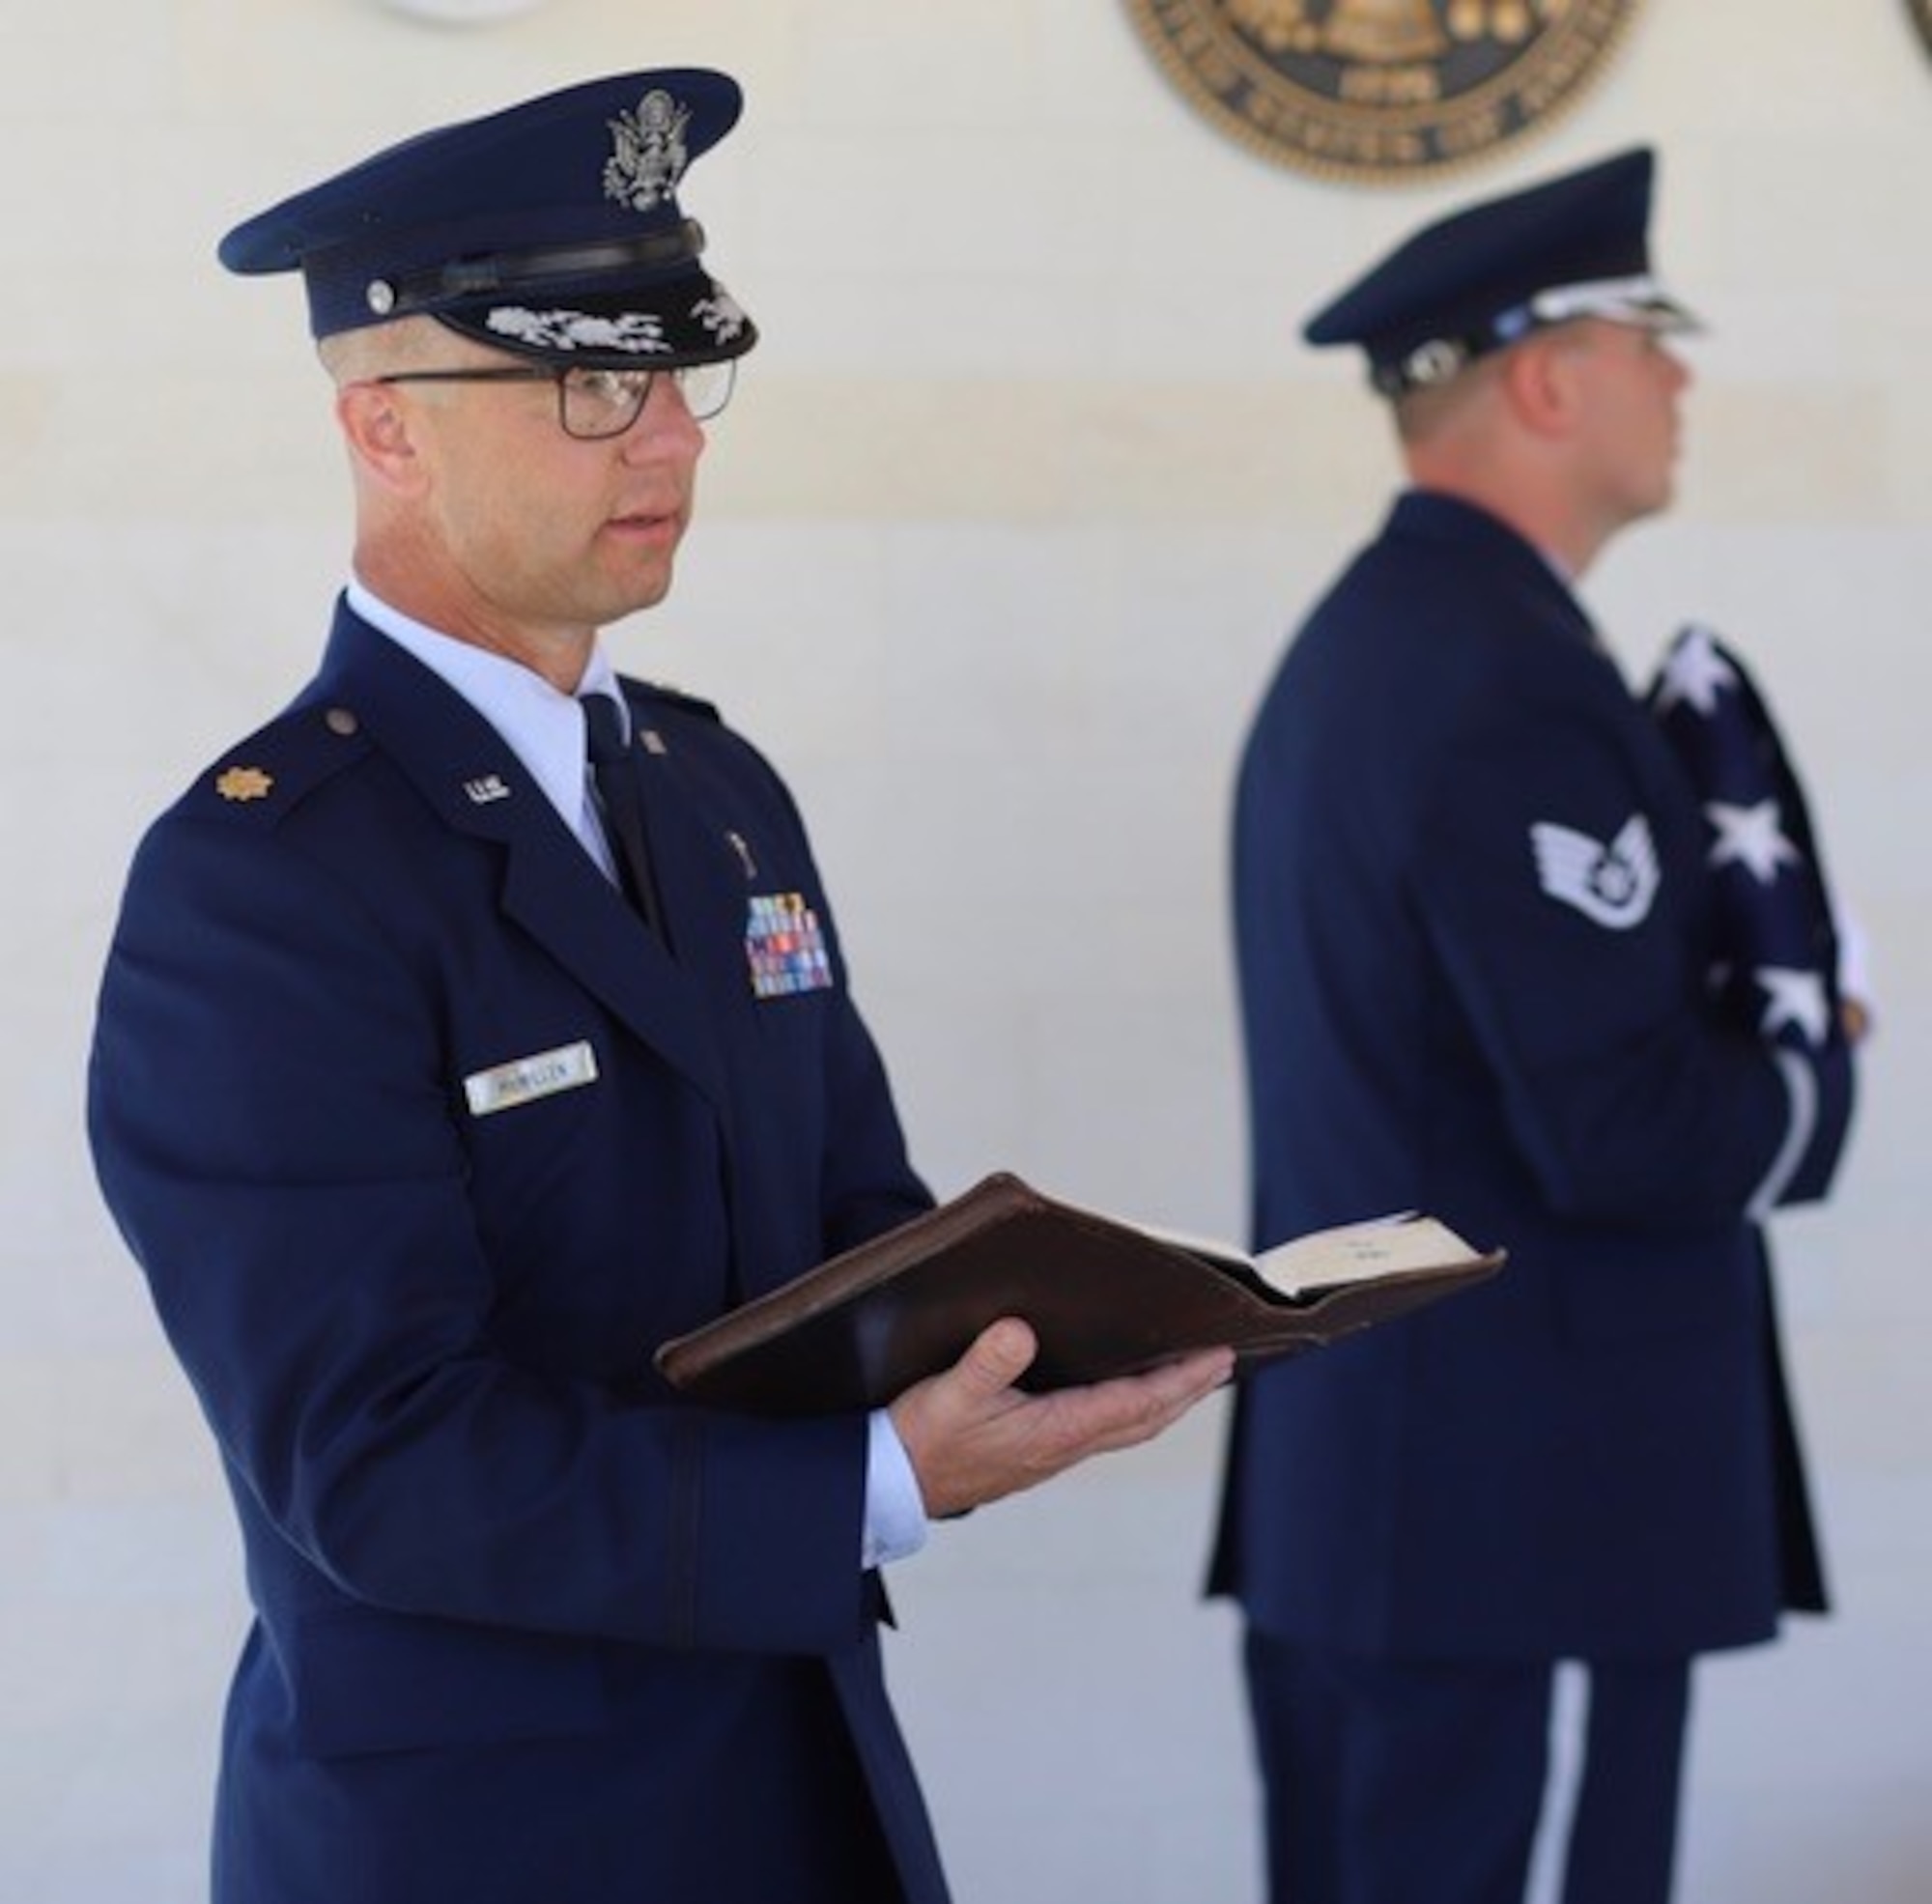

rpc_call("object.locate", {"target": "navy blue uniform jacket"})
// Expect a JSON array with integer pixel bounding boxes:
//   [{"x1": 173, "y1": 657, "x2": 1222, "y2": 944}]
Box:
[
  {"x1": 89, "y1": 604, "x2": 948, "y2": 1903},
  {"x1": 1209, "y1": 493, "x2": 1854, "y2": 1662}
]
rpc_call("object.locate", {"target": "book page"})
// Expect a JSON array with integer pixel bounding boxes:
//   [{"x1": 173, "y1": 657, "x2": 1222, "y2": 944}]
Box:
[{"x1": 1251, "y1": 1214, "x2": 1483, "y2": 1299}]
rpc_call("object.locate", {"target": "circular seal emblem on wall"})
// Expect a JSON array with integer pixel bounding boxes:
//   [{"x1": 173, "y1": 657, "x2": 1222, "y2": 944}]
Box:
[{"x1": 1122, "y1": 0, "x2": 1649, "y2": 184}]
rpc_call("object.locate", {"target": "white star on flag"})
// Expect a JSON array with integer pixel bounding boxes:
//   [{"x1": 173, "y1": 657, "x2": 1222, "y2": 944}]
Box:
[
  {"x1": 1705, "y1": 798, "x2": 1801, "y2": 885},
  {"x1": 1756, "y1": 967, "x2": 1833, "y2": 1047},
  {"x1": 1654, "y1": 625, "x2": 1739, "y2": 717}
]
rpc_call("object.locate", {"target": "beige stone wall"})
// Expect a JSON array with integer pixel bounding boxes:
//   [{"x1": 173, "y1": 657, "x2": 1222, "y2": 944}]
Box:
[{"x1": 6, "y1": 2, "x2": 1927, "y2": 1897}]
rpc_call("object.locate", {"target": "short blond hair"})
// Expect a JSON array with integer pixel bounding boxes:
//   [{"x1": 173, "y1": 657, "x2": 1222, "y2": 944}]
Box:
[
  {"x1": 1390, "y1": 350, "x2": 1503, "y2": 447},
  {"x1": 317, "y1": 316, "x2": 455, "y2": 385}
]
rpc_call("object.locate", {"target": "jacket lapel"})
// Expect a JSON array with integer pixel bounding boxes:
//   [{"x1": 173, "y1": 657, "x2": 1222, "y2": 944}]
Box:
[{"x1": 310, "y1": 604, "x2": 730, "y2": 1117}]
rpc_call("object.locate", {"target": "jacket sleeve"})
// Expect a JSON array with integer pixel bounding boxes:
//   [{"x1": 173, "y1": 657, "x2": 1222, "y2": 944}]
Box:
[
  {"x1": 88, "y1": 810, "x2": 877, "y2": 1658},
  {"x1": 1409, "y1": 685, "x2": 1854, "y2": 1230}
]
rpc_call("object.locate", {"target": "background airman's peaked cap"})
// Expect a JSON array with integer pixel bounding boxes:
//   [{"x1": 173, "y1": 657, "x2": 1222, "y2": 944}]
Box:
[
  {"x1": 218, "y1": 69, "x2": 756, "y2": 368},
  {"x1": 1304, "y1": 147, "x2": 1696, "y2": 397}
]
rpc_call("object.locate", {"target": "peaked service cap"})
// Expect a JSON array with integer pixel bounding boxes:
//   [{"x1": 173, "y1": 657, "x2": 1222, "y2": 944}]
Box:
[
  {"x1": 217, "y1": 69, "x2": 756, "y2": 369},
  {"x1": 1303, "y1": 146, "x2": 1697, "y2": 397}
]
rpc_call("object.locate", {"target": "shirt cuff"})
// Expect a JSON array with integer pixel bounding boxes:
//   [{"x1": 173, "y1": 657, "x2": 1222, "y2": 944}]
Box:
[{"x1": 862, "y1": 1407, "x2": 929, "y2": 1570}]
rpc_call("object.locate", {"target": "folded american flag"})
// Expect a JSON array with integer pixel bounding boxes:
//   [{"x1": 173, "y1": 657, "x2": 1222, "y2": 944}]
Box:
[{"x1": 1647, "y1": 625, "x2": 1846, "y2": 1052}]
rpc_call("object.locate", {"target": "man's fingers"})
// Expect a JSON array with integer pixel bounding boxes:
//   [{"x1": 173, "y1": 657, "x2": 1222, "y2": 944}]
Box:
[
  {"x1": 1147, "y1": 1346, "x2": 1237, "y2": 1408},
  {"x1": 894, "y1": 1331, "x2": 1235, "y2": 1520},
  {"x1": 1055, "y1": 1348, "x2": 1236, "y2": 1456}
]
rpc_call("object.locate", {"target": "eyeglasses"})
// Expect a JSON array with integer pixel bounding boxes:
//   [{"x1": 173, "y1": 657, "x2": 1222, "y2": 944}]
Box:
[{"x1": 373, "y1": 358, "x2": 736, "y2": 439}]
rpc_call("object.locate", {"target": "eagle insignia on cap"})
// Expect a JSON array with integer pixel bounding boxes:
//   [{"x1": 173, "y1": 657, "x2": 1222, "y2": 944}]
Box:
[{"x1": 604, "y1": 90, "x2": 691, "y2": 213}]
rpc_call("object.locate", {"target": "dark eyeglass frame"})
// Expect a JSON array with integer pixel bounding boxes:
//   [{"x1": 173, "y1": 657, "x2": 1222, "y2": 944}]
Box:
[{"x1": 372, "y1": 357, "x2": 736, "y2": 439}]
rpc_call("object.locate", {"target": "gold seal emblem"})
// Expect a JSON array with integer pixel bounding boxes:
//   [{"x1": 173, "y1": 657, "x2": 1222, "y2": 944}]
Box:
[
  {"x1": 1122, "y1": 0, "x2": 1649, "y2": 184},
  {"x1": 214, "y1": 766, "x2": 275, "y2": 803}
]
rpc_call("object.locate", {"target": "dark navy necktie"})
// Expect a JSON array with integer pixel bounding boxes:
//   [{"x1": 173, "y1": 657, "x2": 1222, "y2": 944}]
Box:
[{"x1": 581, "y1": 693, "x2": 665, "y2": 938}]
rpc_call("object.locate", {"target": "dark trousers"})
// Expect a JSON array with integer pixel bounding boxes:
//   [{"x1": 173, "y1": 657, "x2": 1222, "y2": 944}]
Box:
[{"x1": 1242, "y1": 1629, "x2": 1690, "y2": 1904}]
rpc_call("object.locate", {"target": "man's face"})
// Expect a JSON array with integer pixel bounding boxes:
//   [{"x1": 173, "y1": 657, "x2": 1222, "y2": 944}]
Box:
[
  {"x1": 1564, "y1": 318, "x2": 1691, "y2": 531},
  {"x1": 383, "y1": 341, "x2": 709, "y2": 651}
]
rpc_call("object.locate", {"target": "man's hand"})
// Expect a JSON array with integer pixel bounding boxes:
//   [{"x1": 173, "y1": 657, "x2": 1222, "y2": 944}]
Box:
[{"x1": 889, "y1": 1319, "x2": 1235, "y2": 1521}]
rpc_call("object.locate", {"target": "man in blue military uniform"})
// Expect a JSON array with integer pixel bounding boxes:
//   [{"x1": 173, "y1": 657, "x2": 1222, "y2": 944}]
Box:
[
  {"x1": 1208, "y1": 149, "x2": 1862, "y2": 1904},
  {"x1": 86, "y1": 70, "x2": 1232, "y2": 1904}
]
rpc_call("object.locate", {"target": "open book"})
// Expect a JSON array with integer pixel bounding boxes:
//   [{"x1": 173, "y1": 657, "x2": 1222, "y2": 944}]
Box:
[{"x1": 655, "y1": 1171, "x2": 1504, "y2": 1415}]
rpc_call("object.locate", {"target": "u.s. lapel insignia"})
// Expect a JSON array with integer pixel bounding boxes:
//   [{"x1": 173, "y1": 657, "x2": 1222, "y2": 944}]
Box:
[
  {"x1": 463, "y1": 775, "x2": 513, "y2": 806},
  {"x1": 744, "y1": 892, "x2": 835, "y2": 999},
  {"x1": 215, "y1": 766, "x2": 274, "y2": 803},
  {"x1": 1530, "y1": 812, "x2": 1660, "y2": 930}
]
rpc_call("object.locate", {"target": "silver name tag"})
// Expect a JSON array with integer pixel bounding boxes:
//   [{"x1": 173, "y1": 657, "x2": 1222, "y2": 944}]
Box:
[{"x1": 463, "y1": 1040, "x2": 599, "y2": 1118}]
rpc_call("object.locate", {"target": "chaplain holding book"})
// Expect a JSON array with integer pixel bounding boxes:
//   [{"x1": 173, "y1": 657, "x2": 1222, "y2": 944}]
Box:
[{"x1": 85, "y1": 70, "x2": 1232, "y2": 1904}]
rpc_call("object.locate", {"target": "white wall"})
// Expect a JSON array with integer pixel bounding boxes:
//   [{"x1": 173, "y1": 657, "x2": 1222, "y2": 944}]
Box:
[{"x1": 5, "y1": 2, "x2": 1928, "y2": 1898}]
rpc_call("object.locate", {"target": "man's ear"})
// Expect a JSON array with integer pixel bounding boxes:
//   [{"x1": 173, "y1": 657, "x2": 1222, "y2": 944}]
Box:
[
  {"x1": 335, "y1": 379, "x2": 426, "y2": 495},
  {"x1": 1498, "y1": 330, "x2": 1580, "y2": 441}
]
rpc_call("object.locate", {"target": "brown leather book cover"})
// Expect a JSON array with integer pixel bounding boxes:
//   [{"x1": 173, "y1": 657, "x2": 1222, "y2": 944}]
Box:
[{"x1": 654, "y1": 1172, "x2": 1504, "y2": 1415}]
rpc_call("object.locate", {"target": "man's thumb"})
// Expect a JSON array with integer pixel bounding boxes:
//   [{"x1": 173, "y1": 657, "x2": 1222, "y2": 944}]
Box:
[{"x1": 961, "y1": 1317, "x2": 1038, "y2": 1395}]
